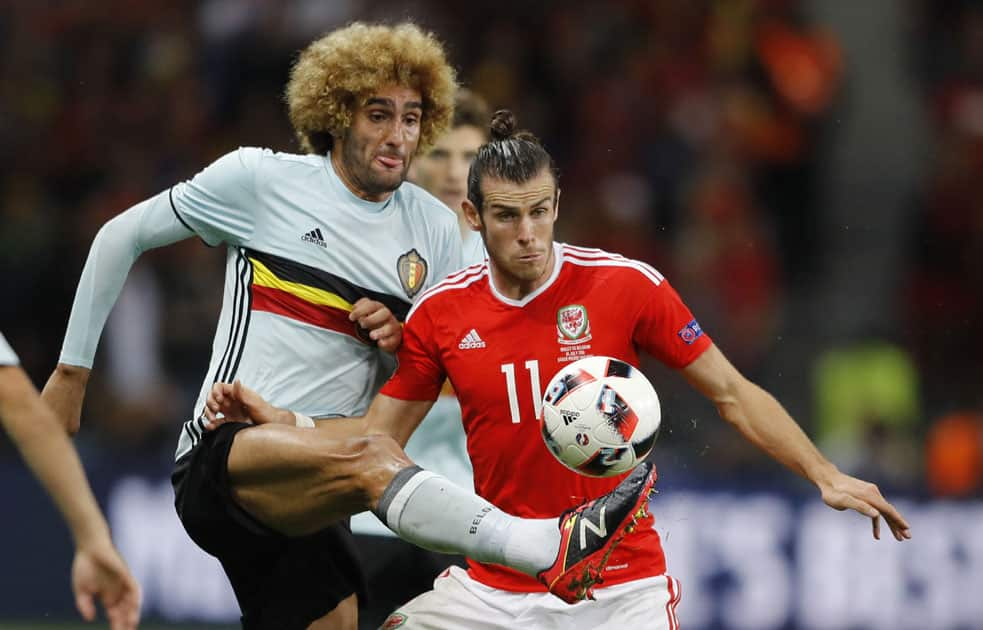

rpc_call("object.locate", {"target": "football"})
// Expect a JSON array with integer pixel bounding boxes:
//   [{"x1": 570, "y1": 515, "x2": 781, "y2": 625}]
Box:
[{"x1": 540, "y1": 356, "x2": 661, "y2": 477}]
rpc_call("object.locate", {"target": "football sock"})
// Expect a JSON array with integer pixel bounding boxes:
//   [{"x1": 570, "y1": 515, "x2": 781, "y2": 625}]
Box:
[{"x1": 375, "y1": 466, "x2": 560, "y2": 576}]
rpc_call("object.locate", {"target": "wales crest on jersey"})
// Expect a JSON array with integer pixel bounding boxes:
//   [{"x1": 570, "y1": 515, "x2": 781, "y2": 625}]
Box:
[
  {"x1": 556, "y1": 304, "x2": 592, "y2": 345},
  {"x1": 397, "y1": 248, "x2": 428, "y2": 299},
  {"x1": 381, "y1": 612, "x2": 408, "y2": 629}
]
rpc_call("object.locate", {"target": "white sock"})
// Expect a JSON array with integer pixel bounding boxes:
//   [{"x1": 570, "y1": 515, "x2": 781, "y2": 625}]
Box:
[{"x1": 374, "y1": 467, "x2": 559, "y2": 576}]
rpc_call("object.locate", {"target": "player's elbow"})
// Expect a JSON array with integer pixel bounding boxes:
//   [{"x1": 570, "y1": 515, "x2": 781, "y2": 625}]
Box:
[
  {"x1": 711, "y1": 378, "x2": 752, "y2": 430},
  {"x1": 95, "y1": 207, "x2": 145, "y2": 257},
  {"x1": 97, "y1": 212, "x2": 126, "y2": 238},
  {"x1": 713, "y1": 378, "x2": 778, "y2": 440},
  {"x1": 712, "y1": 397, "x2": 738, "y2": 427}
]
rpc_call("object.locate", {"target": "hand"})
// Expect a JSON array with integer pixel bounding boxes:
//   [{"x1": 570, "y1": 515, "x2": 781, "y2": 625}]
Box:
[
  {"x1": 819, "y1": 472, "x2": 911, "y2": 541},
  {"x1": 40, "y1": 364, "x2": 91, "y2": 435},
  {"x1": 349, "y1": 298, "x2": 402, "y2": 353},
  {"x1": 72, "y1": 537, "x2": 141, "y2": 630},
  {"x1": 203, "y1": 380, "x2": 292, "y2": 429}
]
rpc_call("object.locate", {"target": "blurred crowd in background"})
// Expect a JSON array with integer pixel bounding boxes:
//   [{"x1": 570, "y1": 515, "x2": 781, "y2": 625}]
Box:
[{"x1": 1, "y1": 0, "x2": 981, "y2": 499}]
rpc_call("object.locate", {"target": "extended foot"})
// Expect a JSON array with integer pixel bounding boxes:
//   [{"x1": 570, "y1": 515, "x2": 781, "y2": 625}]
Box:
[{"x1": 538, "y1": 461, "x2": 657, "y2": 603}]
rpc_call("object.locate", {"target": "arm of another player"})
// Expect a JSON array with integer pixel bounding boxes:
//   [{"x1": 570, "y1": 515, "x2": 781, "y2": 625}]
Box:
[
  {"x1": 680, "y1": 343, "x2": 912, "y2": 541},
  {"x1": 0, "y1": 365, "x2": 141, "y2": 629},
  {"x1": 362, "y1": 393, "x2": 435, "y2": 447},
  {"x1": 203, "y1": 380, "x2": 435, "y2": 447},
  {"x1": 204, "y1": 379, "x2": 370, "y2": 435}
]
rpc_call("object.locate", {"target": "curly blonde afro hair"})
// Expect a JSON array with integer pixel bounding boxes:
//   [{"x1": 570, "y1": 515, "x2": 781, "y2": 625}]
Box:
[{"x1": 286, "y1": 22, "x2": 458, "y2": 156}]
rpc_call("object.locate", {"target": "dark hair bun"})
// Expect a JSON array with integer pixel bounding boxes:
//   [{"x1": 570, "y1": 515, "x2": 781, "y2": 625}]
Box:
[{"x1": 489, "y1": 109, "x2": 517, "y2": 141}]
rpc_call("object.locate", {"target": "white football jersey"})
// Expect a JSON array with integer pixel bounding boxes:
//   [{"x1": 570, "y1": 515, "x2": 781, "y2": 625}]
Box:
[
  {"x1": 461, "y1": 229, "x2": 486, "y2": 266},
  {"x1": 0, "y1": 332, "x2": 19, "y2": 365},
  {"x1": 171, "y1": 148, "x2": 462, "y2": 460}
]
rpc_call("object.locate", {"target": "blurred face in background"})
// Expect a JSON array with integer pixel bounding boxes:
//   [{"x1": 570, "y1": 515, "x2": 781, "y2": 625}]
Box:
[
  {"x1": 333, "y1": 85, "x2": 422, "y2": 201},
  {"x1": 464, "y1": 167, "x2": 558, "y2": 297},
  {"x1": 410, "y1": 124, "x2": 486, "y2": 215}
]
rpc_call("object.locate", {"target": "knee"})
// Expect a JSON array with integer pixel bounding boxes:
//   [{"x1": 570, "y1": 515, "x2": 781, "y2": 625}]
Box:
[{"x1": 349, "y1": 434, "x2": 414, "y2": 507}]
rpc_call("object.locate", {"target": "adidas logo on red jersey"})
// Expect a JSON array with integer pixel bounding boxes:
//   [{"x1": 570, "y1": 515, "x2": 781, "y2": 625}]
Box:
[{"x1": 458, "y1": 328, "x2": 486, "y2": 349}]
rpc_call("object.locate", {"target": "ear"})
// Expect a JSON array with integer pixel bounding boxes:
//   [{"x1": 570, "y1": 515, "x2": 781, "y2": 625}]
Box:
[
  {"x1": 462, "y1": 198, "x2": 482, "y2": 231},
  {"x1": 553, "y1": 188, "x2": 561, "y2": 221}
]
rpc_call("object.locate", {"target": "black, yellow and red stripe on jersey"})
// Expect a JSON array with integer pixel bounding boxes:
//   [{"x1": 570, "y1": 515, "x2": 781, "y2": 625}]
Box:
[{"x1": 246, "y1": 249, "x2": 410, "y2": 342}]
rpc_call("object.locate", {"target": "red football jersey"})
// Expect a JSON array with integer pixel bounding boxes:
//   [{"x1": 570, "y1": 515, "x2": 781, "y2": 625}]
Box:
[{"x1": 380, "y1": 243, "x2": 712, "y2": 592}]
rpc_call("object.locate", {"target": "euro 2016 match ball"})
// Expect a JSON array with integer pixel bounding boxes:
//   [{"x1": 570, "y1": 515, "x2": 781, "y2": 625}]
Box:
[{"x1": 540, "y1": 356, "x2": 661, "y2": 477}]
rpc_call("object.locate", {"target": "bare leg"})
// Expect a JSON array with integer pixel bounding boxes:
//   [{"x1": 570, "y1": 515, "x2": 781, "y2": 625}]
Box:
[
  {"x1": 223, "y1": 423, "x2": 557, "y2": 575},
  {"x1": 226, "y1": 424, "x2": 413, "y2": 537}
]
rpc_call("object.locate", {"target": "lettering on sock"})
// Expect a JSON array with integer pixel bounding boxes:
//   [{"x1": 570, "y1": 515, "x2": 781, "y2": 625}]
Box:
[{"x1": 469, "y1": 506, "x2": 492, "y2": 535}]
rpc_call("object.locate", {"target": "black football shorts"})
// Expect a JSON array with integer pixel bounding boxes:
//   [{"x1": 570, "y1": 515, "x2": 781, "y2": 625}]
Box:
[{"x1": 172, "y1": 421, "x2": 366, "y2": 629}]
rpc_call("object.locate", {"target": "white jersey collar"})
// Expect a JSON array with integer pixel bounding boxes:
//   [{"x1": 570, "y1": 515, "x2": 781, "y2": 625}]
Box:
[
  {"x1": 487, "y1": 241, "x2": 564, "y2": 308},
  {"x1": 323, "y1": 152, "x2": 396, "y2": 217}
]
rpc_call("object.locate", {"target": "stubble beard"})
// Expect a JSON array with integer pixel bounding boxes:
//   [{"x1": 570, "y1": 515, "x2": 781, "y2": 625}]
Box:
[
  {"x1": 490, "y1": 246, "x2": 551, "y2": 288},
  {"x1": 341, "y1": 135, "x2": 408, "y2": 197}
]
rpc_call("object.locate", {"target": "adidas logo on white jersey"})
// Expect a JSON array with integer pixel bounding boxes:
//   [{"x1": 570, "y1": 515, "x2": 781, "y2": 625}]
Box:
[
  {"x1": 458, "y1": 328, "x2": 486, "y2": 349},
  {"x1": 301, "y1": 227, "x2": 326, "y2": 248}
]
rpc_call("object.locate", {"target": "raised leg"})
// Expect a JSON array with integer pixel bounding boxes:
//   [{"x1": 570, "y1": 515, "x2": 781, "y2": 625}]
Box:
[{"x1": 226, "y1": 424, "x2": 413, "y2": 536}]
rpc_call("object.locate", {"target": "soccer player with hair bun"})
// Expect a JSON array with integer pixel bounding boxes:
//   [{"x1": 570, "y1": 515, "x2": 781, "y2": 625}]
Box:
[{"x1": 210, "y1": 110, "x2": 911, "y2": 628}]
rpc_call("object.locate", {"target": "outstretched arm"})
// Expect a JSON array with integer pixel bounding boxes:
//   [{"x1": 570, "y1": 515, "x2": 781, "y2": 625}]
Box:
[
  {"x1": 0, "y1": 364, "x2": 140, "y2": 629},
  {"x1": 43, "y1": 192, "x2": 193, "y2": 433},
  {"x1": 362, "y1": 393, "x2": 435, "y2": 446},
  {"x1": 680, "y1": 343, "x2": 912, "y2": 541}
]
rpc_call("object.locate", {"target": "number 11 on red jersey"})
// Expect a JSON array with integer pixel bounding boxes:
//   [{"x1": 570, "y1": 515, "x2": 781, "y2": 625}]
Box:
[{"x1": 500, "y1": 360, "x2": 543, "y2": 423}]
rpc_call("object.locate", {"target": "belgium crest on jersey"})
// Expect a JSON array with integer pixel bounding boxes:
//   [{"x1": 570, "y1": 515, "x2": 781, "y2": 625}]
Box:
[
  {"x1": 557, "y1": 304, "x2": 592, "y2": 345},
  {"x1": 397, "y1": 249, "x2": 428, "y2": 299}
]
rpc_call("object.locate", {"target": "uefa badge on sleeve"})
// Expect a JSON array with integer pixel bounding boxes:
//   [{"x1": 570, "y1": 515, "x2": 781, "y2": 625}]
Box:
[{"x1": 677, "y1": 318, "x2": 703, "y2": 345}]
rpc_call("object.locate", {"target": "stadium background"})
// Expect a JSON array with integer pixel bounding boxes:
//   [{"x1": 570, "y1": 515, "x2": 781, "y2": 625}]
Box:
[{"x1": 1, "y1": 0, "x2": 981, "y2": 628}]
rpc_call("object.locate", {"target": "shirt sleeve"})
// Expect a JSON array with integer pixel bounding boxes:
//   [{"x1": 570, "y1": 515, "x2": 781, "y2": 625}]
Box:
[
  {"x1": 461, "y1": 231, "x2": 487, "y2": 267},
  {"x1": 632, "y1": 273, "x2": 712, "y2": 369},
  {"x1": 0, "y1": 332, "x2": 19, "y2": 366},
  {"x1": 59, "y1": 191, "x2": 193, "y2": 368},
  {"x1": 430, "y1": 213, "x2": 465, "y2": 281},
  {"x1": 379, "y1": 306, "x2": 445, "y2": 401},
  {"x1": 169, "y1": 147, "x2": 265, "y2": 247}
]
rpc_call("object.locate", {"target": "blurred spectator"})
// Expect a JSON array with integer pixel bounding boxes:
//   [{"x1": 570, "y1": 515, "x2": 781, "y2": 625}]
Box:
[
  {"x1": 924, "y1": 410, "x2": 983, "y2": 497},
  {"x1": 907, "y1": 0, "x2": 983, "y2": 415},
  {"x1": 813, "y1": 341, "x2": 922, "y2": 490},
  {"x1": 675, "y1": 163, "x2": 781, "y2": 374}
]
